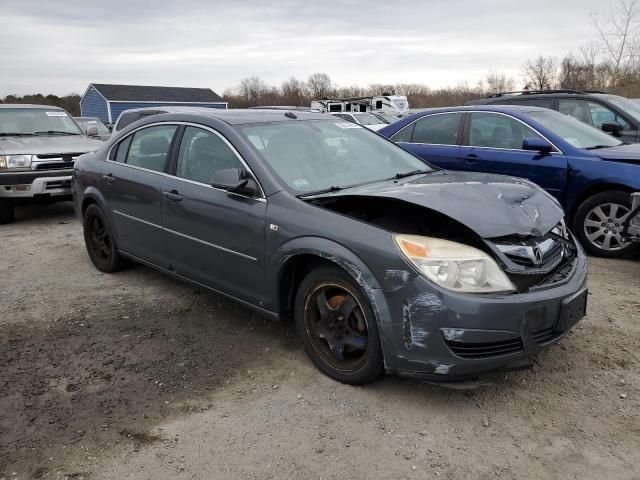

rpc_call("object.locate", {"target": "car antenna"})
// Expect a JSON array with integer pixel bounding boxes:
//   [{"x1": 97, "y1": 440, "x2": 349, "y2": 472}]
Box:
[{"x1": 284, "y1": 111, "x2": 297, "y2": 119}]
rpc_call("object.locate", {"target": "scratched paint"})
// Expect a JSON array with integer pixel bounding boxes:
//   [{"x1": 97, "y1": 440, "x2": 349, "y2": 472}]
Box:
[
  {"x1": 433, "y1": 364, "x2": 453, "y2": 374},
  {"x1": 384, "y1": 269, "x2": 411, "y2": 291},
  {"x1": 441, "y1": 328, "x2": 465, "y2": 341},
  {"x1": 410, "y1": 292, "x2": 447, "y2": 313}
]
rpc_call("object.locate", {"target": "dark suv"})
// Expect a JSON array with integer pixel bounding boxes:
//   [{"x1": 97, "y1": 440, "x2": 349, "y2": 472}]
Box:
[{"x1": 468, "y1": 90, "x2": 640, "y2": 143}]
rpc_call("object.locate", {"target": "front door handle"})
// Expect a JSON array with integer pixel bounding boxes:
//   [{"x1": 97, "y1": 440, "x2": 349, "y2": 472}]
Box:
[
  {"x1": 463, "y1": 154, "x2": 479, "y2": 164},
  {"x1": 102, "y1": 173, "x2": 116, "y2": 184},
  {"x1": 163, "y1": 190, "x2": 182, "y2": 202}
]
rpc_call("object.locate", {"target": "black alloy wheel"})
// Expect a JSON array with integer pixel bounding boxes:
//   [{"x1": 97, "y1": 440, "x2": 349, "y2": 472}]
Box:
[
  {"x1": 295, "y1": 265, "x2": 383, "y2": 384},
  {"x1": 83, "y1": 204, "x2": 125, "y2": 272}
]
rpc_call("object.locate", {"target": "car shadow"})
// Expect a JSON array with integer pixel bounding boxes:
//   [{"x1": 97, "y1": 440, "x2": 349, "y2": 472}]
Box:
[{"x1": 12, "y1": 201, "x2": 76, "y2": 224}]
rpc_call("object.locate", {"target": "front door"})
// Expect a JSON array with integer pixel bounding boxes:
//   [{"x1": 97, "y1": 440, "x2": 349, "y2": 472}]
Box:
[
  {"x1": 162, "y1": 125, "x2": 267, "y2": 304},
  {"x1": 101, "y1": 124, "x2": 178, "y2": 267},
  {"x1": 458, "y1": 112, "x2": 568, "y2": 202}
]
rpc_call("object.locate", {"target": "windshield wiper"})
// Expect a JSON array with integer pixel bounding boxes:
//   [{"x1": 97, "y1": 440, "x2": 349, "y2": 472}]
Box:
[
  {"x1": 585, "y1": 144, "x2": 617, "y2": 150},
  {"x1": 0, "y1": 132, "x2": 36, "y2": 137},
  {"x1": 297, "y1": 185, "x2": 344, "y2": 198},
  {"x1": 34, "y1": 130, "x2": 80, "y2": 136},
  {"x1": 390, "y1": 169, "x2": 432, "y2": 180}
]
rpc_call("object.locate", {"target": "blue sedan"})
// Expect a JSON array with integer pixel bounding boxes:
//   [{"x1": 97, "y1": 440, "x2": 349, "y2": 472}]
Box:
[{"x1": 380, "y1": 105, "x2": 640, "y2": 258}]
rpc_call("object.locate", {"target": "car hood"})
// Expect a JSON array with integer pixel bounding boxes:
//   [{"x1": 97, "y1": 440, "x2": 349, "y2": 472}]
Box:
[
  {"x1": 0, "y1": 135, "x2": 103, "y2": 155},
  {"x1": 590, "y1": 143, "x2": 640, "y2": 162},
  {"x1": 311, "y1": 171, "x2": 564, "y2": 238}
]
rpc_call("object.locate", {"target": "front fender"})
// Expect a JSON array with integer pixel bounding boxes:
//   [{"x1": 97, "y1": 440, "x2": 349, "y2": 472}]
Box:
[{"x1": 269, "y1": 236, "x2": 395, "y2": 371}]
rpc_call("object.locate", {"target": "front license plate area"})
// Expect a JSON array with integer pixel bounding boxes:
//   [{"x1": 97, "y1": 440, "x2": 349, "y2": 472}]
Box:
[{"x1": 558, "y1": 288, "x2": 587, "y2": 331}]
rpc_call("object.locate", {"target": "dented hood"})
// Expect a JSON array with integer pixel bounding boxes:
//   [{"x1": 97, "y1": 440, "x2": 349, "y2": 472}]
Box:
[{"x1": 315, "y1": 171, "x2": 564, "y2": 238}]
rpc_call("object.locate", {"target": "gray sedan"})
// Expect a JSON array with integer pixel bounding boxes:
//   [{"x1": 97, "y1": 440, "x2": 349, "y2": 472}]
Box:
[{"x1": 72, "y1": 110, "x2": 587, "y2": 385}]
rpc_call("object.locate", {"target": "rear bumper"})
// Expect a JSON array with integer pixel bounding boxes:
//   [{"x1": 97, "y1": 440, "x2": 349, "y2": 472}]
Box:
[
  {"x1": 380, "y1": 244, "x2": 589, "y2": 382},
  {"x1": 0, "y1": 169, "x2": 73, "y2": 200}
]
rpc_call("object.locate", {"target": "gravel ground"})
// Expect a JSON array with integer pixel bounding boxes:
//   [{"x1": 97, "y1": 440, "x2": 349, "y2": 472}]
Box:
[{"x1": 1, "y1": 202, "x2": 639, "y2": 480}]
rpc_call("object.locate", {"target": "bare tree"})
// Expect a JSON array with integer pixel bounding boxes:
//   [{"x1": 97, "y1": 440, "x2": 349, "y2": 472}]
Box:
[
  {"x1": 237, "y1": 76, "x2": 271, "y2": 105},
  {"x1": 483, "y1": 71, "x2": 516, "y2": 94},
  {"x1": 522, "y1": 55, "x2": 558, "y2": 90},
  {"x1": 281, "y1": 77, "x2": 306, "y2": 105},
  {"x1": 306, "y1": 73, "x2": 334, "y2": 99},
  {"x1": 590, "y1": 0, "x2": 640, "y2": 84}
]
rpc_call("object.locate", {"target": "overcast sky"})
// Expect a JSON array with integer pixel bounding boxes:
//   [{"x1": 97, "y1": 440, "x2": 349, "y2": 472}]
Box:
[{"x1": 1, "y1": 0, "x2": 608, "y2": 96}]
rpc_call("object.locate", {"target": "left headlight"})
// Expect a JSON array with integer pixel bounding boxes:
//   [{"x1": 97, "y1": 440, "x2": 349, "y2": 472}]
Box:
[
  {"x1": 394, "y1": 234, "x2": 516, "y2": 294},
  {"x1": 0, "y1": 154, "x2": 34, "y2": 170}
]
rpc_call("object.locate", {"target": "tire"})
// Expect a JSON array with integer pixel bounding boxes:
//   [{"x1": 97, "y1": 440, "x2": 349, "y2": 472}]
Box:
[
  {"x1": 294, "y1": 265, "x2": 384, "y2": 385},
  {"x1": 573, "y1": 190, "x2": 640, "y2": 258},
  {"x1": 83, "y1": 204, "x2": 125, "y2": 272},
  {"x1": 0, "y1": 200, "x2": 15, "y2": 224}
]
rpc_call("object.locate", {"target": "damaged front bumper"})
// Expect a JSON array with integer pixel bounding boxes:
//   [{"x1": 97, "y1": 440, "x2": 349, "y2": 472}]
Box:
[{"x1": 379, "y1": 243, "x2": 588, "y2": 382}]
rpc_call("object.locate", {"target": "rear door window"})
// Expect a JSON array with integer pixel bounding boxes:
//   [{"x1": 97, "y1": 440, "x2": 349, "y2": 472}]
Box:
[
  {"x1": 468, "y1": 112, "x2": 542, "y2": 150},
  {"x1": 125, "y1": 125, "x2": 178, "y2": 172},
  {"x1": 410, "y1": 112, "x2": 463, "y2": 145}
]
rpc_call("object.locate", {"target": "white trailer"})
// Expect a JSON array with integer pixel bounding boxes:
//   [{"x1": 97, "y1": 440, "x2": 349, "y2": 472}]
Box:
[{"x1": 311, "y1": 95, "x2": 409, "y2": 116}]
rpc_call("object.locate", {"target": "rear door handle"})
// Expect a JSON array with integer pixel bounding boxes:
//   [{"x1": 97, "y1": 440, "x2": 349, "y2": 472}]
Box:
[
  {"x1": 163, "y1": 190, "x2": 182, "y2": 202},
  {"x1": 102, "y1": 173, "x2": 116, "y2": 184}
]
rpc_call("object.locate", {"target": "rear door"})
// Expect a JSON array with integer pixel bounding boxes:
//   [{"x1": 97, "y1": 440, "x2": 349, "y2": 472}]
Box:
[
  {"x1": 390, "y1": 112, "x2": 463, "y2": 169},
  {"x1": 458, "y1": 112, "x2": 568, "y2": 201},
  {"x1": 102, "y1": 124, "x2": 179, "y2": 267},
  {"x1": 162, "y1": 125, "x2": 267, "y2": 304}
]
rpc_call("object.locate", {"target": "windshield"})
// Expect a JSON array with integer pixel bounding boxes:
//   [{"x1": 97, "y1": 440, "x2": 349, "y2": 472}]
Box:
[
  {"x1": 239, "y1": 120, "x2": 432, "y2": 194},
  {"x1": 353, "y1": 113, "x2": 385, "y2": 126},
  {"x1": 0, "y1": 108, "x2": 83, "y2": 136},
  {"x1": 526, "y1": 110, "x2": 623, "y2": 149},
  {"x1": 596, "y1": 94, "x2": 640, "y2": 122},
  {"x1": 75, "y1": 117, "x2": 110, "y2": 134}
]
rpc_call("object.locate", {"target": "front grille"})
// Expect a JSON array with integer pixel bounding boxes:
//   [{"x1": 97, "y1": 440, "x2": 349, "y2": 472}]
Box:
[
  {"x1": 487, "y1": 224, "x2": 577, "y2": 293},
  {"x1": 446, "y1": 338, "x2": 524, "y2": 359},
  {"x1": 495, "y1": 235, "x2": 563, "y2": 271},
  {"x1": 33, "y1": 162, "x2": 74, "y2": 170},
  {"x1": 32, "y1": 153, "x2": 84, "y2": 171},
  {"x1": 36, "y1": 153, "x2": 84, "y2": 159}
]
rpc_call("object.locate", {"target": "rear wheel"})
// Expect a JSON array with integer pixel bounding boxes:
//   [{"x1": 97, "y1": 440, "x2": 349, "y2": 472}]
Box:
[
  {"x1": 573, "y1": 190, "x2": 640, "y2": 258},
  {"x1": 0, "y1": 200, "x2": 15, "y2": 224},
  {"x1": 294, "y1": 265, "x2": 383, "y2": 385},
  {"x1": 83, "y1": 204, "x2": 125, "y2": 272}
]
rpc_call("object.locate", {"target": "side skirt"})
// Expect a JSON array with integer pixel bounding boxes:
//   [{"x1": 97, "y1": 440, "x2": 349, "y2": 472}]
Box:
[{"x1": 118, "y1": 250, "x2": 281, "y2": 321}]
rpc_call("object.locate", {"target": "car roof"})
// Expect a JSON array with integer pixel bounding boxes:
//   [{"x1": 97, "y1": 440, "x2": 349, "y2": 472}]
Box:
[
  {"x1": 0, "y1": 104, "x2": 64, "y2": 110},
  {"x1": 142, "y1": 108, "x2": 330, "y2": 125},
  {"x1": 408, "y1": 105, "x2": 551, "y2": 115}
]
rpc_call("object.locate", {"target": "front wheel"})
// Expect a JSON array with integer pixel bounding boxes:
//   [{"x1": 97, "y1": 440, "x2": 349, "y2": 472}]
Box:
[
  {"x1": 294, "y1": 265, "x2": 383, "y2": 385},
  {"x1": 573, "y1": 190, "x2": 640, "y2": 258}
]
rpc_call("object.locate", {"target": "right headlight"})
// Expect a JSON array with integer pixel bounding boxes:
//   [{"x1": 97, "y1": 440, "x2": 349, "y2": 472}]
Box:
[
  {"x1": 0, "y1": 154, "x2": 34, "y2": 170},
  {"x1": 394, "y1": 234, "x2": 516, "y2": 294}
]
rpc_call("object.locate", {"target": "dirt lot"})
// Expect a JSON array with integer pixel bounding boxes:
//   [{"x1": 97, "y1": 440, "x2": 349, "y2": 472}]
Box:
[{"x1": 1, "y1": 202, "x2": 639, "y2": 480}]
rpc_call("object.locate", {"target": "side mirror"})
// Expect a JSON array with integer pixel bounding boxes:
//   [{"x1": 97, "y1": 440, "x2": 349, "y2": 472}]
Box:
[
  {"x1": 522, "y1": 137, "x2": 553, "y2": 155},
  {"x1": 602, "y1": 121, "x2": 623, "y2": 135},
  {"x1": 211, "y1": 168, "x2": 259, "y2": 197},
  {"x1": 86, "y1": 125, "x2": 99, "y2": 137}
]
